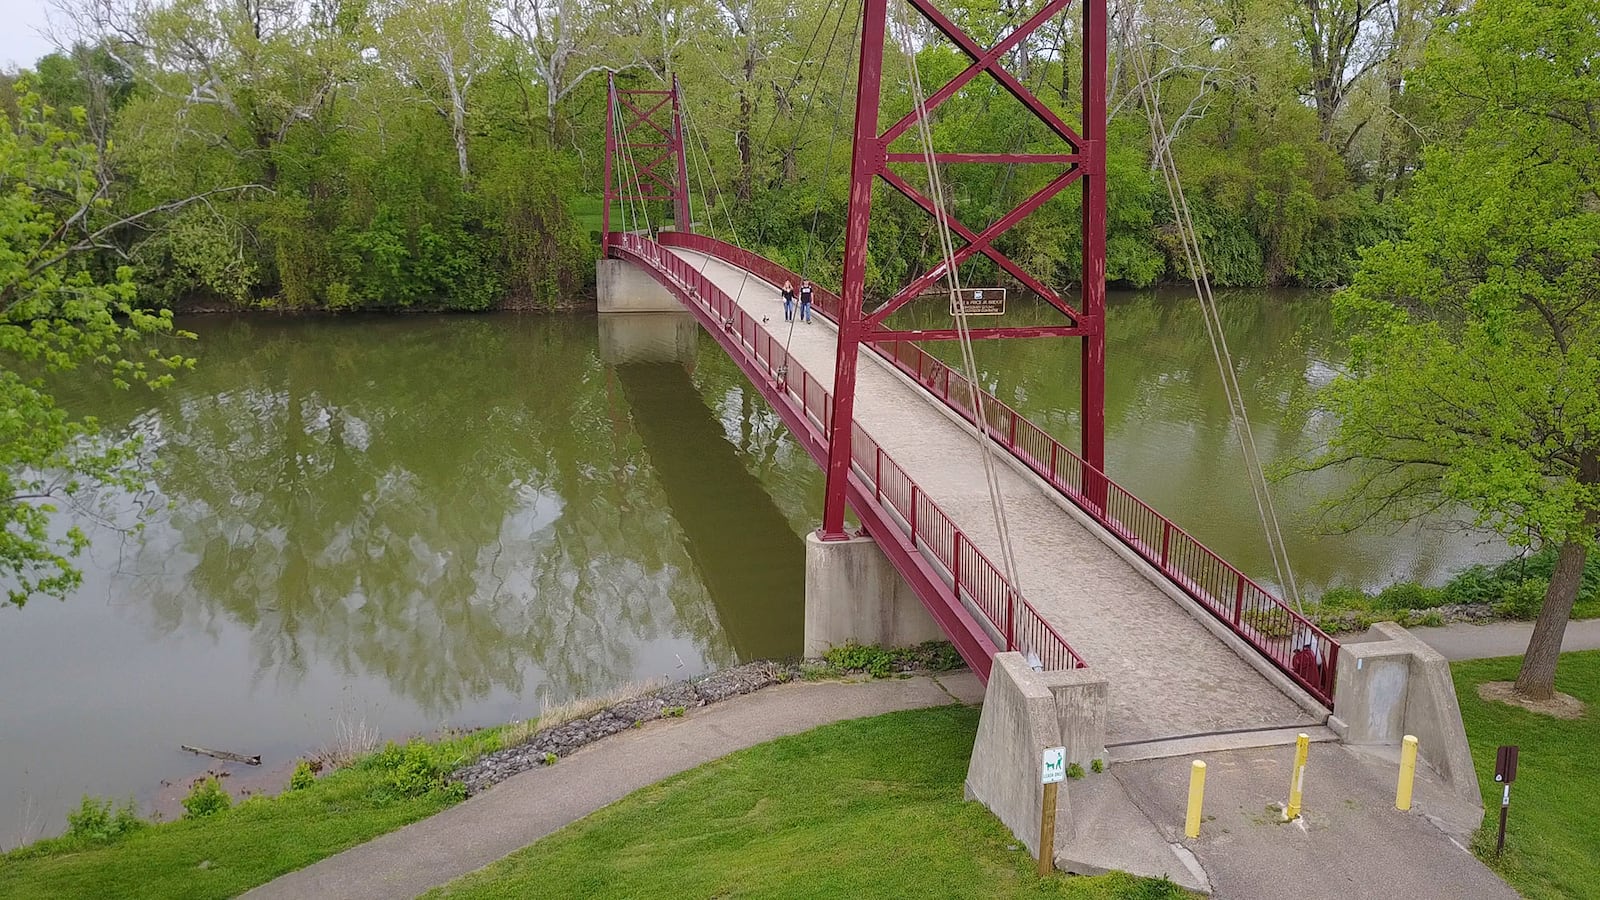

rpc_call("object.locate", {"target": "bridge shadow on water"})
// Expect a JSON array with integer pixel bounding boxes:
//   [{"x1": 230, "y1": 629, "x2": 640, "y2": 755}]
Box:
[{"x1": 611, "y1": 352, "x2": 804, "y2": 662}]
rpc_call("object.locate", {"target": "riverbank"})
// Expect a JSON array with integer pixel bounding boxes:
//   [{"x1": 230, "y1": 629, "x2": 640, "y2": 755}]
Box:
[
  {"x1": 0, "y1": 646, "x2": 960, "y2": 898},
  {"x1": 1308, "y1": 546, "x2": 1600, "y2": 635}
]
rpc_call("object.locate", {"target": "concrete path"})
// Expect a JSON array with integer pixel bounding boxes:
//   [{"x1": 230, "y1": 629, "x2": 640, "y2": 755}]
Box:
[
  {"x1": 1075, "y1": 742, "x2": 1515, "y2": 899},
  {"x1": 1399, "y1": 618, "x2": 1600, "y2": 661},
  {"x1": 673, "y1": 250, "x2": 1320, "y2": 743},
  {"x1": 243, "y1": 674, "x2": 983, "y2": 900}
]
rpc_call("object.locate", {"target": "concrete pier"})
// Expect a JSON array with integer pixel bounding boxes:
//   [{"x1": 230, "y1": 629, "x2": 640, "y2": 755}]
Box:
[
  {"x1": 596, "y1": 259, "x2": 680, "y2": 313},
  {"x1": 803, "y1": 531, "x2": 944, "y2": 657}
]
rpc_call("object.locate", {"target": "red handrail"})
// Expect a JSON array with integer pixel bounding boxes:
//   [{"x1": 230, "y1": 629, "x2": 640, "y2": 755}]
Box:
[
  {"x1": 613, "y1": 231, "x2": 1086, "y2": 673},
  {"x1": 657, "y1": 231, "x2": 1338, "y2": 705}
]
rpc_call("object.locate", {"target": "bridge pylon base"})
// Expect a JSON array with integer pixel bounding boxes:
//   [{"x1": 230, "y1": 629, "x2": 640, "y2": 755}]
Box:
[
  {"x1": 597, "y1": 259, "x2": 681, "y2": 313},
  {"x1": 803, "y1": 531, "x2": 944, "y2": 657},
  {"x1": 965, "y1": 653, "x2": 1109, "y2": 864}
]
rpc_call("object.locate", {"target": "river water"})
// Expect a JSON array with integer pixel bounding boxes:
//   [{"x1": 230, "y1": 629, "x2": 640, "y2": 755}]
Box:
[{"x1": 0, "y1": 291, "x2": 1501, "y2": 841}]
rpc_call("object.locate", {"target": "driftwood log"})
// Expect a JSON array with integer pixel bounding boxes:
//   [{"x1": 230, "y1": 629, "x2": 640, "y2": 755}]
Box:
[{"x1": 181, "y1": 745, "x2": 262, "y2": 766}]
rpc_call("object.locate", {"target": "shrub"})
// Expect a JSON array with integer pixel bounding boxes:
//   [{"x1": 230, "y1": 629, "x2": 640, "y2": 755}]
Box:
[
  {"x1": 182, "y1": 778, "x2": 232, "y2": 819},
  {"x1": 1066, "y1": 763, "x2": 1086, "y2": 780},
  {"x1": 1315, "y1": 586, "x2": 1371, "y2": 610},
  {"x1": 65, "y1": 797, "x2": 143, "y2": 842},
  {"x1": 1492, "y1": 579, "x2": 1547, "y2": 620},
  {"x1": 1373, "y1": 582, "x2": 1447, "y2": 610},
  {"x1": 288, "y1": 760, "x2": 316, "y2": 792},
  {"x1": 1091, "y1": 758, "x2": 1105, "y2": 774},
  {"x1": 823, "y1": 643, "x2": 895, "y2": 678},
  {"x1": 362, "y1": 740, "x2": 466, "y2": 800}
]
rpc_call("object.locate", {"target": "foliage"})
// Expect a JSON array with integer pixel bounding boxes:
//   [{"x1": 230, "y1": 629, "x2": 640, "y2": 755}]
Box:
[
  {"x1": 1090, "y1": 758, "x2": 1104, "y2": 774},
  {"x1": 818, "y1": 640, "x2": 964, "y2": 678},
  {"x1": 0, "y1": 82, "x2": 191, "y2": 606},
  {"x1": 64, "y1": 797, "x2": 144, "y2": 843},
  {"x1": 362, "y1": 739, "x2": 474, "y2": 802},
  {"x1": 1302, "y1": 0, "x2": 1600, "y2": 692},
  {"x1": 0, "y1": 727, "x2": 503, "y2": 899},
  {"x1": 287, "y1": 760, "x2": 317, "y2": 792},
  {"x1": 661, "y1": 705, "x2": 686, "y2": 718},
  {"x1": 181, "y1": 778, "x2": 232, "y2": 818},
  {"x1": 1066, "y1": 762, "x2": 1086, "y2": 780},
  {"x1": 1453, "y1": 651, "x2": 1600, "y2": 899},
  {"x1": 428, "y1": 706, "x2": 1185, "y2": 899}
]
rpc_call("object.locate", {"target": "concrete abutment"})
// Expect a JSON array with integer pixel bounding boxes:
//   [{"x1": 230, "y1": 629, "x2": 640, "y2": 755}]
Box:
[
  {"x1": 596, "y1": 258, "x2": 681, "y2": 313},
  {"x1": 802, "y1": 531, "x2": 944, "y2": 657}
]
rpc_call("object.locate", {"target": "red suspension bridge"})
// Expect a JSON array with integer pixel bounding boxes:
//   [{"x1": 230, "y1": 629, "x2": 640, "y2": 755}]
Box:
[{"x1": 600, "y1": 0, "x2": 1340, "y2": 744}]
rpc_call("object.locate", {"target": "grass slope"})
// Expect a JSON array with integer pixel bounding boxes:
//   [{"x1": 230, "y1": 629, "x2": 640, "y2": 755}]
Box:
[
  {"x1": 429, "y1": 705, "x2": 1184, "y2": 900},
  {"x1": 0, "y1": 730, "x2": 502, "y2": 900},
  {"x1": 1453, "y1": 650, "x2": 1600, "y2": 900}
]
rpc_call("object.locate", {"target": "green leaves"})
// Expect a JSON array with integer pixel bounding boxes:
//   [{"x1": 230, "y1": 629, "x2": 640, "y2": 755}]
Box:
[
  {"x1": 1311, "y1": 0, "x2": 1600, "y2": 553},
  {"x1": 1, "y1": 83, "x2": 189, "y2": 605}
]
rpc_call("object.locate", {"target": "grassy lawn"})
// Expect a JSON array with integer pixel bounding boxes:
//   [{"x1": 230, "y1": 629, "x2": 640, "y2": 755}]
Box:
[
  {"x1": 1453, "y1": 650, "x2": 1600, "y2": 900},
  {"x1": 0, "y1": 730, "x2": 503, "y2": 900},
  {"x1": 428, "y1": 705, "x2": 1185, "y2": 900}
]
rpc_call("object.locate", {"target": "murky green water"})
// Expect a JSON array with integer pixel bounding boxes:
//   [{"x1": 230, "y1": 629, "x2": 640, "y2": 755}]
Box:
[{"x1": 0, "y1": 295, "x2": 1500, "y2": 841}]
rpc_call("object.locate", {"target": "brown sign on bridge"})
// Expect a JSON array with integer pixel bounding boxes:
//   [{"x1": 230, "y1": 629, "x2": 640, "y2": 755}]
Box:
[{"x1": 924, "y1": 287, "x2": 1006, "y2": 316}]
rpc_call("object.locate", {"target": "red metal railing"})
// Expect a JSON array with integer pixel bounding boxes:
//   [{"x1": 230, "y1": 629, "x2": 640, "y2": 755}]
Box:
[
  {"x1": 613, "y1": 231, "x2": 1085, "y2": 674},
  {"x1": 657, "y1": 232, "x2": 1338, "y2": 705}
]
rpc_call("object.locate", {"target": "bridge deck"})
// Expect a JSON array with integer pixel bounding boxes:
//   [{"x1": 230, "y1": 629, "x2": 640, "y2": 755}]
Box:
[{"x1": 671, "y1": 249, "x2": 1319, "y2": 743}]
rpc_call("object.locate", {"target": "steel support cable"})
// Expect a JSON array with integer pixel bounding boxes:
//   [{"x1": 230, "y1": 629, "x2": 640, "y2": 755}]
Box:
[
  {"x1": 893, "y1": 1, "x2": 1031, "y2": 657},
  {"x1": 611, "y1": 92, "x2": 643, "y2": 236},
  {"x1": 1121, "y1": 15, "x2": 1303, "y2": 610}
]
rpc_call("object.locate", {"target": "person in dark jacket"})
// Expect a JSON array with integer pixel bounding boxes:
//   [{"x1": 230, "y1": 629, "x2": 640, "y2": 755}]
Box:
[
  {"x1": 1290, "y1": 635, "x2": 1322, "y2": 687},
  {"x1": 781, "y1": 280, "x2": 796, "y2": 322},
  {"x1": 799, "y1": 280, "x2": 814, "y2": 323}
]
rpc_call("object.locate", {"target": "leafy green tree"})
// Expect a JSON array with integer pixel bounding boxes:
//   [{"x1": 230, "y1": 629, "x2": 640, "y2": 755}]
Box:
[
  {"x1": 0, "y1": 85, "x2": 190, "y2": 604},
  {"x1": 1307, "y1": 0, "x2": 1600, "y2": 699}
]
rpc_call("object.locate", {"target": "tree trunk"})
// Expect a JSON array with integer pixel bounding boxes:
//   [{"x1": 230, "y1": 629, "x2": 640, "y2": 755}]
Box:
[{"x1": 1512, "y1": 540, "x2": 1588, "y2": 700}]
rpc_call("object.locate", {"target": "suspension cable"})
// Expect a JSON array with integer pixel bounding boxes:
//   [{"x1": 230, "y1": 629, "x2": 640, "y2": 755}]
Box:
[
  {"x1": 892, "y1": 0, "x2": 1031, "y2": 656},
  {"x1": 1121, "y1": 10, "x2": 1303, "y2": 610}
]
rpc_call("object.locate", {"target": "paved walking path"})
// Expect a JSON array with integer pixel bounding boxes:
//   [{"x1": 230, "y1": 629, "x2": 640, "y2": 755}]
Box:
[
  {"x1": 244, "y1": 674, "x2": 983, "y2": 900},
  {"x1": 1403, "y1": 617, "x2": 1600, "y2": 661},
  {"x1": 674, "y1": 250, "x2": 1320, "y2": 743}
]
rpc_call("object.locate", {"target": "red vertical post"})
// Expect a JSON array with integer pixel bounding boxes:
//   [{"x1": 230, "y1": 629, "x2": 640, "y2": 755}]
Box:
[
  {"x1": 671, "y1": 74, "x2": 692, "y2": 233},
  {"x1": 1080, "y1": 0, "x2": 1108, "y2": 505},
  {"x1": 821, "y1": 0, "x2": 888, "y2": 540},
  {"x1": 602, "y1": 73, "x2": 617, "y2": 256}
]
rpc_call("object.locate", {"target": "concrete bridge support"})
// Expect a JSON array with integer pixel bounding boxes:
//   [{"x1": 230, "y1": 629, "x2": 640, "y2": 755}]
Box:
[
  {"x1": 597, "y1": 259, "x2": 682, "y2": 313},
  {"x1": 964, "y1": 653, "x2": 1110, "y2": 860},
  {"x1": 1330, "y1": 622, "x2": 1482, "y2": 806},
  {"x1": 597, "y1": 312, "x2": 699, "y2": 367},
  {"x1": 802, "y1": 532, "x2": 944, "y2": 657}
]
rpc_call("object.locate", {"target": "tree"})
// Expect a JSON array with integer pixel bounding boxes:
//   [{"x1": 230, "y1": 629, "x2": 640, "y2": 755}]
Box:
[
  {"x1": 379, "y1": 0, "x2": 497, "y2": 179},
  {"x1": 0, "y1": 85, "x2": 192, "y2": 605},
  {"x1": 1306, "y1": 0, "x2": 1600, "y2": 699}
]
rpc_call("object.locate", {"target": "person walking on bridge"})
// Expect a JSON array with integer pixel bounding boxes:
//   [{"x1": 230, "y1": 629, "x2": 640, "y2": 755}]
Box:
[
  {"x1": 799, "y1": 280, "x2": 814, "y2": 324},
  {"x1": 782, "y1": 280, "x2": 796, "y2": 322}
]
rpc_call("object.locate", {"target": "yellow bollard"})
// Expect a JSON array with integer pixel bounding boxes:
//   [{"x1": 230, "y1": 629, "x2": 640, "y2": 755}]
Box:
[
  {"x1": 1396, "y1": 734, "x2": 1419, "y2": 810},
  {"x1": 1185, "y1": 760, "x2": 1207, "y2": 838},
  {"x1": 1284, "y1": 733, "x2": 1310, "y2": 821}
]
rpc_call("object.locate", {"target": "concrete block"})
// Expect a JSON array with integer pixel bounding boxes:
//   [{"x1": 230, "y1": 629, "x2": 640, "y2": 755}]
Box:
[
  {"x1": 596, "y1": 259, "x2": 682, "y2": 313},
  {"x1": 802, "y1": 531, "x2": 943, "y2": 657},
  {"x1": 965, "y1": 653, "x2": 1073, "y2": 857},
  {"x1": 1332, "y1": 622, "x2": 1482, "y2": 806},
  {"x1": 597, "y1": 312, "x2": 699, "y2": 365},
  {"x1": 1043, "y1": 667, "x2": 1109, "y2": 768}
]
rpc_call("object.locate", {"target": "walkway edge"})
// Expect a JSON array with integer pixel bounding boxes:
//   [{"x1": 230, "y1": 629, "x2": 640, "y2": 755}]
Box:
[{"x1": 241, "y1": 674, "x2": 984, "y2": 900}]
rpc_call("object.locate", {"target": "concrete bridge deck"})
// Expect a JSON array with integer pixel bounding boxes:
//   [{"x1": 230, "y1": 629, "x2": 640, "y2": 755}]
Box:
[{"x1": 670, "y1": 249, "x2": 1321, "y2": 744}]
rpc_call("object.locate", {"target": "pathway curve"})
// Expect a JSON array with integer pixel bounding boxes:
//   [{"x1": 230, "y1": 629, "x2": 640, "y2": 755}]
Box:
[
  {"x1": 243, "y1": 674, "x2": 983, "y2": 900},
  {"x1": 675, "y1": 250, "x2": 1320, "y2": 743}
]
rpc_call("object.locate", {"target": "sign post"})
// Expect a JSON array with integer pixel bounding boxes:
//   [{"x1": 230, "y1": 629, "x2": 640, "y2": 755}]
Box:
[
  {"x1": 1494, "y1": 745, "x2": 1518, "y2": 854},
  {"x1": 1038, "y1": 746, "x2": 1066, "y2": 876}
]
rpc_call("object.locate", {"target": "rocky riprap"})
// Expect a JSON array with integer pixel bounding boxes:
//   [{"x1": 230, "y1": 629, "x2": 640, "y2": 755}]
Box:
[{"x1": 452, "y1": 660, "x2": 802, "y2": 795}]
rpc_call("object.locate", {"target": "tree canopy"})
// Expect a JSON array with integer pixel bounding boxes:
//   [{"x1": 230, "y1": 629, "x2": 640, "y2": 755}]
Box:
[{"x1": 1310, "y1": 0, "x2": 1600, "y2": 698}]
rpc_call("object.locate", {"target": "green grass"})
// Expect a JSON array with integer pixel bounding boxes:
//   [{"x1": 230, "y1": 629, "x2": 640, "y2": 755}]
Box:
[
  {"x1": 0, "y1": 729, "x2": 504, "y2": 900},
  {"x1": 1453, "y1": 650, "x2": 1600, "y2": 900},
  {"x1": 427, "y1": 706, "x2": 1186, "y2": 900}
]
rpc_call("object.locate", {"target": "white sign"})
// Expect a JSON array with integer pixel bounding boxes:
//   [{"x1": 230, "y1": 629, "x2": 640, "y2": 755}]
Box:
[{"x1": 1041, "y1": 746, "x2": 1067, "y2": 784}]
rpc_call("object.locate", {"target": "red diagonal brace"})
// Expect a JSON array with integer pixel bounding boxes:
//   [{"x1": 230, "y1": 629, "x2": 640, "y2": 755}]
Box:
[
  {"x1": 871, "y1": 166, "x2": 1085, "y2": 325},
  {"x1": 883, "y1": 0, "x2": 1084, "y2": 151},
  {"x1": 618, "y1": 94, "x2": 672, "y2": 139}
]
